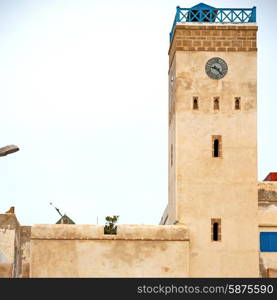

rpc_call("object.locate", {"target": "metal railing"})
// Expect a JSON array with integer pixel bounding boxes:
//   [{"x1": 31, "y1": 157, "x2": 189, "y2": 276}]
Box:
[{"x1": 170, "y1": 6, "x2": 256, "y2": 41}]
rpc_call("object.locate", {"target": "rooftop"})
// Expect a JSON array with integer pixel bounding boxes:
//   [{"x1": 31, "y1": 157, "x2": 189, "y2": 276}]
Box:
[{"x1": 264, "y1": 173, "x2": 277, "y2": 182}]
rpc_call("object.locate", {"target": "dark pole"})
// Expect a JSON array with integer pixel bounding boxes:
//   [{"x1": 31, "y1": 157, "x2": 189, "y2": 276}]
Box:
[{"x1": 50, "y1": 203, "x2": 63, "y2": 217}]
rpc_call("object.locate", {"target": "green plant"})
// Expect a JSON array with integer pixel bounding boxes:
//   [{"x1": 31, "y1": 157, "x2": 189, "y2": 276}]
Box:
[{"x1": 104, "y1": 215, "x2": 119, "y2": 235}]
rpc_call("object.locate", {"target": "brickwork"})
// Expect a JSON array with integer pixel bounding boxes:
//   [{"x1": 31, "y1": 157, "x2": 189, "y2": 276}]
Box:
[{"x1": 169, "y1": 24, "x2": 258, "y2": 66}]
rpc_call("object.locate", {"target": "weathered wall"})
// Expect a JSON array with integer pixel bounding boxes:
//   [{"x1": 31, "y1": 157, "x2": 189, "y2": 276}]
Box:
[
  {"x1": 167, "y1": 23, "x2": 259, "y2": 277},
  {"x1": 168, "y1": 57, "x2": 177, "y2": 225},
  {"x1": 0, "y1": 214, "x2": 20, "y2": 278},
  {"x1": 258, "y1": 182, "x2": 277, "y2": 207},
  {"x1": 0, "y1": 214, "x2": 31, "y2": 278},
  {"x1": 30, "y1": 224, "x2": 189, "y2": 278},
  {"x1": 0, "y1": 225, "x2": 15, "y2": 263},
  {"x1": 19, "y1": 226, "x2": 31, "y2": 278}
]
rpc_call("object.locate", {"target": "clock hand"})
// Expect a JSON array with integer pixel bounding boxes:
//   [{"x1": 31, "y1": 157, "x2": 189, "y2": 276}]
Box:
[{"x1": 212, "y1": 65, "x2": 222, "y2": 75}]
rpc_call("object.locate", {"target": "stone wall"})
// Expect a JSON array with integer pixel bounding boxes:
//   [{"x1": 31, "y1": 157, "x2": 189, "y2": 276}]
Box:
[
  {"x1": 169, "y1": 23, "x2": 257, "y2": 67},
  {"x1": 30, "y1": 224, "x2": 189, "y2": 278}
]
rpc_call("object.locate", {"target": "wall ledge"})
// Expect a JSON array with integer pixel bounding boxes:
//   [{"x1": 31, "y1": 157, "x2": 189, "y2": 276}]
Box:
[{"x1": 31, "y1": 224, "x2": 189, "y2": 241}]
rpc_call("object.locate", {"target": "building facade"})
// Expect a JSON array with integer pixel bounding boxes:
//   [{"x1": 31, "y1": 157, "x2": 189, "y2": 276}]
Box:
[{"x1": 1, "y1": 3, "x2": 277, "y2": 278}]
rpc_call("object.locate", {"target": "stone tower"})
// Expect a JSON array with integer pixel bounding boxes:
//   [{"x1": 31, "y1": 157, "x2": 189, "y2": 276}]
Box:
[{"x1": 167, "y1": 3, "x2": 259, "y2": 277}]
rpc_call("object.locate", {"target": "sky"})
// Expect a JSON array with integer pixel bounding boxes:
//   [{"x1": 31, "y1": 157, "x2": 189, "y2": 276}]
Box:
[{"x1": 0, "y1": 0, "x2": 276, "y2": 226}]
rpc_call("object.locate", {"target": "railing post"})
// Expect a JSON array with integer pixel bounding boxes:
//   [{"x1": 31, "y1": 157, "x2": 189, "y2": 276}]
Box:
[
  {"x1": 176, "y1": 6, "x2": 180, "y2": 22},
  {"x1": 250, "y1": 6, "x2": 256, "y2": 22},
  {"x1": 170, "y1": 6, "x2": 180, "y2": 42}
]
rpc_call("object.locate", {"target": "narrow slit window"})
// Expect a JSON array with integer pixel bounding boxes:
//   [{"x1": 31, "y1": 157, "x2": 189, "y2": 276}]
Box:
[
  {"x1": 193, "y1": 97, "x2": 199, "y2": 110},
  {"x1": 213, "y1": 223, "x2": 219, "y2": 240},
  {"x1": 214, "y1": 97, "x2": 220, "y2": 110},
  {"x1": 235, "y1": 97, "x2": 241, "y2": 110},
  {"x1": 212, "y1": 136, "x2": 222, "y2": 158},
  {"x1": 211, "y1": 219, "x2": 221, "y2": 241},
  {"x1": 214, "y1": 139, "x2": 219, "y2": 157}
]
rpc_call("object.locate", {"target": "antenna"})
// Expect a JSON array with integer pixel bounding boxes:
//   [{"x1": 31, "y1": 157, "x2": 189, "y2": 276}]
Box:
[{"x1": 50, "y1": 202, "x2": 63, "y2": 217}]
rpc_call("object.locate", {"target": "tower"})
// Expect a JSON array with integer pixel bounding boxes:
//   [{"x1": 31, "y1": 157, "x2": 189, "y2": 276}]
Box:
[{"x1": 167, "y1": 3, "x2": 259, "y2": 277}]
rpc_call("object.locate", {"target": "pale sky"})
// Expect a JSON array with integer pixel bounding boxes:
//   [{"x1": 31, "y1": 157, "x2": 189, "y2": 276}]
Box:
[{"x1": 0, "y1": 0, "x2": 276, "y2": 225}]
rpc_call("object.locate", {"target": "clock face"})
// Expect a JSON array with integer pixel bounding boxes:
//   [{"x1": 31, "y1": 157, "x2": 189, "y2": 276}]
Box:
[{"x1": 205, "y1": 57, "x2": 228, "y2": 80}]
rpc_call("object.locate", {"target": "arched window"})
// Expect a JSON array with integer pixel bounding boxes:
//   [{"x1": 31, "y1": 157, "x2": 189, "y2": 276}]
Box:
[
  {"x1": 193, "y1": 97, "x2": 199, "y2": 110},
  {"x1": 235, "y1": 97, "x2": 241, "y2": 110},
  {"x1": 214, "y1": 97, "x2": 219, "y2": 110}
]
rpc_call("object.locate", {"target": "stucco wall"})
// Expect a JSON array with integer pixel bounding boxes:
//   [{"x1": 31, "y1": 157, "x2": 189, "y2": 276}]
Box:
[
  {"x1": 19, "y1": 226, "x2": 31, "y2": 278},
  {"x1": 0, "y1": 214, "x2": 31, "y2": 278},
  {"x1": 0, "y1": 228, "x2": 15, "y2": 264},
  {"x1": 30, "y1": 224, "x2": 189, "y2": 278},
  {"x1": 0, "y1": 214, "x2": 20, "y2": 278}
]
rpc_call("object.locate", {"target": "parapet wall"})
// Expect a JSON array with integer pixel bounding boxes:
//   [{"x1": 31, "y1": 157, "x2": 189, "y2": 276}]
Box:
[{"x1": 30, "y1": 224, "x2": 189, "y2": 278}]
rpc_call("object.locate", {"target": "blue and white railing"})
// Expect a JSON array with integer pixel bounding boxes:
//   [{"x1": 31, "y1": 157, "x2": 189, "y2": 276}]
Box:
[{"x1": 170, "y1": 6, "x2": 256, "y2": 41}]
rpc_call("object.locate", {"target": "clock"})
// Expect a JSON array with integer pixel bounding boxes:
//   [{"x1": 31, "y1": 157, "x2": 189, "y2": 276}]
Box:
[{"x1": 205, "y1": 57, "x2": 228, "y2": 80}]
